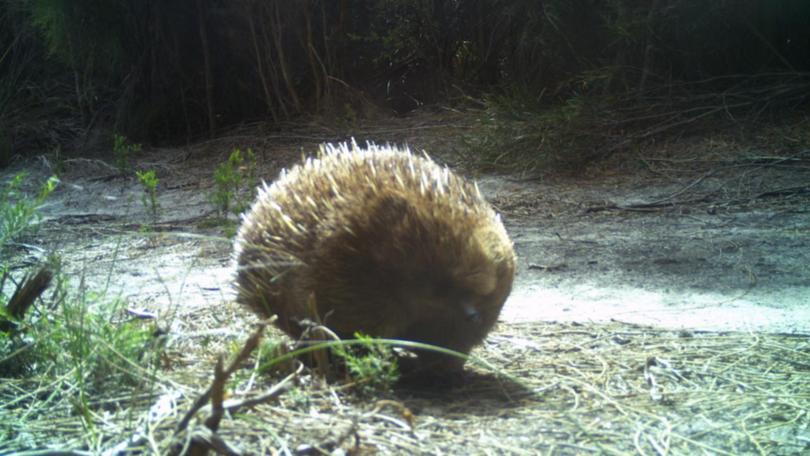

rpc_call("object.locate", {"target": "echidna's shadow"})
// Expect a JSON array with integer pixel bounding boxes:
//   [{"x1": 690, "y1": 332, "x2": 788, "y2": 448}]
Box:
[{"x1": 394, "y1": 369, "x2": 535, "y2": 417}]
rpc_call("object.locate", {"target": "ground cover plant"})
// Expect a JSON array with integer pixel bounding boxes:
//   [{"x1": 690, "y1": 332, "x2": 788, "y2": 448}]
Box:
[
  {"x1": 136, "y1": 168, "x2": 160, "y2": 224},
  {"x1": 211, "y1": 147, "x2": 257, "y2": 218},
  {"x1": 0, "y1": 173, "x2": 157, "y2": 451},
  {"x1": 0, "y1": 172, "x2": 57, "y2": 247},
  {"x1": 113, "y1": 135, "x2": 141, "y2": 174}
]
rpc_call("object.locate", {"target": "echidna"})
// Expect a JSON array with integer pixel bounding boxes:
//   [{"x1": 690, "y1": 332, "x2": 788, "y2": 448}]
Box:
[{"x1": 234, "y1": 140, "x2": 515, "y2": 374}]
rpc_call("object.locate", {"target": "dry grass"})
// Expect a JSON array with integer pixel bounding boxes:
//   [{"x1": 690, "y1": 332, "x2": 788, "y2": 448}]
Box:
[{"x1": 2, "y1": 307, "x2": 807, "y2": 455}]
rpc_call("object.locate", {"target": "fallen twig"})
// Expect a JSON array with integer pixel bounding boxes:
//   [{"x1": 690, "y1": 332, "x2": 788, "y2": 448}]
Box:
[{"x1": 175, "y1": 319, "x2": 273, "y2": 432}]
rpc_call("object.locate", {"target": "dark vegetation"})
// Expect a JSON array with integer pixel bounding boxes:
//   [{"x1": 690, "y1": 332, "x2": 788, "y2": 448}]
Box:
[{"x1": 2, "y1": 0, "x2": 810, "y2": 167}]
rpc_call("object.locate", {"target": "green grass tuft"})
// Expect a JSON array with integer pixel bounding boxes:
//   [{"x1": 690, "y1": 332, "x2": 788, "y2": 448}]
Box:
[
  {"x1": 136, "y1": 168, "x2": 160, "y2": 223},
  {"x1": 0, "y1": 172, "x2": 58, "y2": 249},
  {"x1": 211, "y1": 147, "x2": 257, "y2": 218}
]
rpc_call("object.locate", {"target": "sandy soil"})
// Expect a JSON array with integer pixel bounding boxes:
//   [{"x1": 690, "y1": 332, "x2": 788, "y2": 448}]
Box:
[
  {"x1": 484, "y1": 173, "x2": 810, "y2": 334},
  {"x1": 4, "y1": 125, "x2": 809, "y2": 336}
]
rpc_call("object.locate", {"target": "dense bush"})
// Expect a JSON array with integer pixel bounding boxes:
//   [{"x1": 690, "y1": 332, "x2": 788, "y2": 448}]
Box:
[{"x1": 1, "y1": 0, "x2": 809, "y2": 151}]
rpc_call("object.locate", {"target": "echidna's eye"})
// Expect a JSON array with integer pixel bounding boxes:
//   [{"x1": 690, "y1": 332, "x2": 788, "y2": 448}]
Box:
[{"x1": 462, "y1": 301, "x2": 481, "y2": 324}]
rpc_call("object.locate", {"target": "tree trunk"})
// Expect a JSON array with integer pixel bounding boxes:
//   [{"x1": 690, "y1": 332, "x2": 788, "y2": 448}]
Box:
[
  {"x1": 196, "y1": 0, "x2": 216, "y2": 138},
  {"x1": 270, "y1": 0, "x2": 302, "y2": 113}
]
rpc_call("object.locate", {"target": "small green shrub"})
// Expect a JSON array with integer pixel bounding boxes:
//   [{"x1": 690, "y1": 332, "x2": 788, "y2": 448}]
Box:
[
  {"x1": 1, "y1": 171, "x2": 154, "y2": 390},
  {"x1": 54, "y1": 292, "x2": 154, "y2": 391},
  {"x1": 0, "y1": 165, "x2": 157, "y2": 447},
  {"x1": 113, "y1": 134, "x2": 141, "y2": 173},
  {"x1": 211, "y1": 147, "x2": 257, "y2": 218},
  {"x1": 0, "y1": 262, "x2": 155, "y2": 390},
  {"x1": 0, "y1": 172, "x2": 58, "y2": 249},
  {"x1": 254, "y1": 334, "x2": 399, "y2": 394},
  {"x1": 136, "y1": 169, "x2": 159, "y2": 223},
  {"x1": 1, "y1": 173, "x2": 57, "y2": 352},
  {"x1": 211, "y1": 163, "x2": 236, "y2": 216},
  {"x1": 333, "y1": 333, "x2": 400, "y2": 395}
]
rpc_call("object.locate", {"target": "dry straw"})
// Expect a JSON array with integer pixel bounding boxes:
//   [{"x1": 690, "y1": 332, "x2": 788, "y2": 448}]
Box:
[{"x1": 2, "y1": 313, "x2": 808, "y2": 455}]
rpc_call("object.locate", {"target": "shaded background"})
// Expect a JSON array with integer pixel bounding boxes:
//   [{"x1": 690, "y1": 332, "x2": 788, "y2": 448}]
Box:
[{"x1": 2, "y1": 0, "x2": 810, "y2": 162}]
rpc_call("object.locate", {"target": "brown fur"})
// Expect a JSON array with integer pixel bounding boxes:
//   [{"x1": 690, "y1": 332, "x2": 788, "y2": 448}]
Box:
[{"x1": 234, "y1": 141, "x2": 515, "y2": 373}]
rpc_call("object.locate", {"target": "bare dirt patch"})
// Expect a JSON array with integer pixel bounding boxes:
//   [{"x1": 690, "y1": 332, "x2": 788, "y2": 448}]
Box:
[{"x1": 489, "y1": 162, "x2": 810, "y2": 333}]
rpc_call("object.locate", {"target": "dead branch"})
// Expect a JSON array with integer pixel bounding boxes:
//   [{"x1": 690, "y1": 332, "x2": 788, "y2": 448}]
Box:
[
  {"x1": 186, "y1": 426, "x2": 244, "y2": 456},
  {"x1": 4, "y1": 266, "x2": 53, "y2": 324},
  {"x1": 175, "y1": 319, "x2": 272, "y2": 433},
  {"x1": 169, "y1": 317, "x2": 304, "y2": 456},
  {"x1": 222, "y1": 365, "x2": 300, "y2": 414}
]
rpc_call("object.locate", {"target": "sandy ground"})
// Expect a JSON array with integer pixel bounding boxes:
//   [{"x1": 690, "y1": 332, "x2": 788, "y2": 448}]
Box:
[
  {"x1": 483, "y1": 175, "x2": 810, "y2": 333},
  {"x1": 5, "y1": 129, "x2": 809, "y2": 336}
]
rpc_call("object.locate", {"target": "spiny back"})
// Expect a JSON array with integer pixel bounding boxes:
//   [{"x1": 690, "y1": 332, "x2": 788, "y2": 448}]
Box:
[{"x1": 234, "y1": 140, "x2": 515, "y2": 373}]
